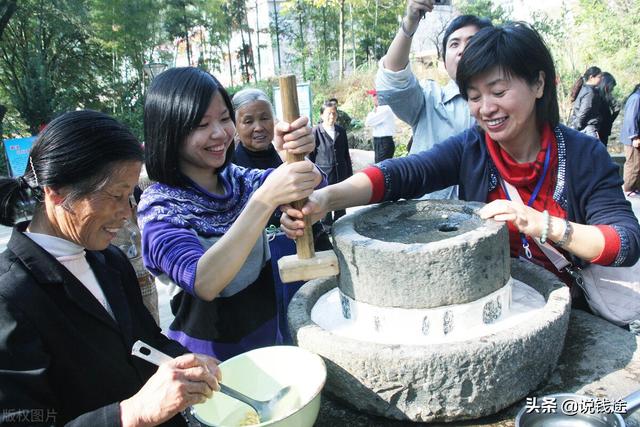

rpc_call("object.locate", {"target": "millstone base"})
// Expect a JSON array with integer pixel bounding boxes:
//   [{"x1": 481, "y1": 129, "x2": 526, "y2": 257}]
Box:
[{"x1": 288, "y1": 259, "x2": 572, "y2": 422}]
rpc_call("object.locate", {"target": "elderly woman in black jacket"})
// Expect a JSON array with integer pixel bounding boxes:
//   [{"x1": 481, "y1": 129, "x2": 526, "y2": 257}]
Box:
[{"x1": 0, "y1": 111, "x2": 220, "y2": 426}]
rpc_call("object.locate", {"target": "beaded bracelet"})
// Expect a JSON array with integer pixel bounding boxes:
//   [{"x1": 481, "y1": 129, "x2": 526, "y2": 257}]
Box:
[
  {"x1": 540, "y1": 210, "x2": 549, "y2": 244},
  {"x1": 555, "y1": 218, "x2": 573, "y2": 247}
]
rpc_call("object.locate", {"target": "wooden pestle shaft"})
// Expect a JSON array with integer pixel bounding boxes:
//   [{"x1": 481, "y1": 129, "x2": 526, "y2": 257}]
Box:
[{"x1": 279, "y1": 75, "x2": 315, "y2": 259}]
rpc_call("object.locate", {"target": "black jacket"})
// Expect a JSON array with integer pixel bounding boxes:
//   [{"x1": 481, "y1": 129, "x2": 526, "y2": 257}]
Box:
[
  {"x1": 310, "y1": 124, "x2": 353, "y2": 185},
  {"x1": 597, "y1": 98, "x2": 620, "y2": 145},
  {"x1": 0, "y1": 225, "x2": 188, "y2": 426},
  {"x1": 569, "y1": 84, "x2": 604, "y2": 131}
]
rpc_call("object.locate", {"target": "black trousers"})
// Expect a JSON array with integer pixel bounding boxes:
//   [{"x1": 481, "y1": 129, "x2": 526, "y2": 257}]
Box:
[{"x1": 373, "y1": 136, "x2": 395, "y2": 163}]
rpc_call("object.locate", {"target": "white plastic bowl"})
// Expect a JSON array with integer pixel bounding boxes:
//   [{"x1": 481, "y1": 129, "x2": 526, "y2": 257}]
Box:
[{"x1": 191, "y1": 345, "x2": 326, "y2": 427}]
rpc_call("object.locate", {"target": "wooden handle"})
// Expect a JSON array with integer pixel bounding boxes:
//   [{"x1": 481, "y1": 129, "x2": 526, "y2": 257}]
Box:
[{"x1": 279, "y1": 75, "x2": 314, "y2": 259}]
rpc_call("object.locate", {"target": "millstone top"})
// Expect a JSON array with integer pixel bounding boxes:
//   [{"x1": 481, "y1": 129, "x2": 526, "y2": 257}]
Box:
[
  {"x1": 355, "y1": 201, "x2": 484, "y2": 244},
  {"x1": 332, "y1": 200, "x2": 510, "y2": 309}
]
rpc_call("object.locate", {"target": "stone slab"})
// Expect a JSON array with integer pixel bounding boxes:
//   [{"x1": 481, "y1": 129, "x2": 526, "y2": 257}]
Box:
[
  {"x1": 333, "y1": 200, "x2": 510, "y2": 309},
  {"x1": 312, "y1": 309, "x2": 640, "y2": 427},
  {"x1": 289, "y1": 259, "x2": 572, "y2": 422}
]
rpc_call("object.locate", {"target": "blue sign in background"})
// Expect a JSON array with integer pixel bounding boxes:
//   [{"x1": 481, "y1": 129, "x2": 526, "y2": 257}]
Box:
[{"x1": 4, "y1": 136, "x2": 35, "y2": 177}]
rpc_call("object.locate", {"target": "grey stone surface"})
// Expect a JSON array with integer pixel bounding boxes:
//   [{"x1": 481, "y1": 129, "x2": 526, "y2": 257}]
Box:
[
  {"x1": 332, "y1": 200, "x2": 510, "y2": 309},
  {"x1": 289, "y1": 259, "x2": 572, "y2": 422},
  {"x1": 311, "y1": 310, "x2": 640, "y2": 427}
]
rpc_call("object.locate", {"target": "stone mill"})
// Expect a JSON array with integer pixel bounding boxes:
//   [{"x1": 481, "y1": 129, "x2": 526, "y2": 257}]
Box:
[{"x1": 288, "y1": 199, "x2": 572, "y2": 422}]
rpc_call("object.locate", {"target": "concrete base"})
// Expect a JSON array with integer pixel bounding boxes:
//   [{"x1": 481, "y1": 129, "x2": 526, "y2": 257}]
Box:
[
  {"x1": 333, "y1": 200, "x2": 510, "y2": 309},
  {"x1": 288, "y1": 259, "x2": 572, "y2": 422}
]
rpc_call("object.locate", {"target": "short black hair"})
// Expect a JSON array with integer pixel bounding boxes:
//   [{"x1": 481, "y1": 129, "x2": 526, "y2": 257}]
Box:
[
  {"x1": 583, "y1": 66, "x2": 602, "y2": 80},
  {"x1": 0, "y1": 110, "x2": 143, "y2": 226},
  {"x1": 144, "y1": 67, "x2": 235, "y2": 187},
  {"x1": 456, "y1": 22, "x2": 560, "y2": 128},
  {"x1": 320, "y1": 100, "x2": 338, "y2": 114},
  {"x1": 441, "y1": 15, "x2": 493, "y2": 60}
]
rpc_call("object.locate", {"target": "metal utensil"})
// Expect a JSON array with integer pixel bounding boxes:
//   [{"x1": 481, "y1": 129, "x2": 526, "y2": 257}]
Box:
[
  {"x1": 515, "y1": 390, "x2": 640, "y2": 427},
  {"x1": 131, "y1": 340, "x2": 294, "y2": 423}
]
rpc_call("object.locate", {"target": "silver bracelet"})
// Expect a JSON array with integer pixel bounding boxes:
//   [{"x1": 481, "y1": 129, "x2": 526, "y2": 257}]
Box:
[
  {"x1": 400, "y1": 18, "x2": 417, "y2": 38},
  {"x1": 555, "y1": 218, "x2": 573, "y2": 247}
]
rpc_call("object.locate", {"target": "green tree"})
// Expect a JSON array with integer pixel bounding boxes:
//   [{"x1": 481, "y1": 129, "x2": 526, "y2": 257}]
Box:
[
  {"x1": 0, "y1": 0, "x2": 17, "y2": 175},
  {"x1": 90, "y1": 0, "x2": 163, "y2": 137},
  {"x1": 199, "y1": 0, "x2": 233, "y2": 79},
  {"x1": 280, "y1": 0, "x2": 311, "y2": 80},
  {"x1": 163, "y1": 0, "x2": 204, "y2": 66},
  {"x1": 0, "y1": 0, "x2": 108, "y2": 134},
  {"x1": 529, "y1": 3, "x2": 576, "y2": 121},
  {"x1": 350, "y1": 0, "x2": 403, "y2": 65},
  {"x1": 573, "y1": 0, "x2": 640, "y2": 96},
  {"x1": 454, "y1": 0, "x2": 511, "y2": 24}
]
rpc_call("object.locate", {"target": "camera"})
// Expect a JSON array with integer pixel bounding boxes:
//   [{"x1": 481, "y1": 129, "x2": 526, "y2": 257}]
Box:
[{"x1": 434, "y1": 0, "x2": 452, "y2": 5}]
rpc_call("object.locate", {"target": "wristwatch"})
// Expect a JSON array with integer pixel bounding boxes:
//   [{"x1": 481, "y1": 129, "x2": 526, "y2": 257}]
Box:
[{"x1": 555, "y1": 218, "x2": 573, "y2": 247}]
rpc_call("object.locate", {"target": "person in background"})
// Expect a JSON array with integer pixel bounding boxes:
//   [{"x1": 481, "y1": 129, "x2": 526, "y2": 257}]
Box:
[
  {"x1": 311, "y1": 99, "x2": 353, "y2": 227},
  {"x1": 365, "y1": 89, "x2": 397, "y2": 162},
  {"x1": 139, "y1": 68, "x2": 322, "y2": 361},
  {"x1": 568, "y1": 66, "x2": 603, "y2": 138},
  {"x1": 232, "y1": 88, "x2": 331, "y2": 344},
  {"x1": 620, "y1": 83, "x2": 640, "y2": 197},
  {"x1": 596, "y1": 72, "x2": 620, "y2": 147},
  {"x1": 113, "y1": 196, "x2": 160, "y2": 324},
  {"x1": 327, "y1": 97, "x2": 353, "y2": 130},
  {"x1": 375, "y1": 0, "x2": 492, "y2": 199},
  {"x1": 282, "y1": 23, "x2": 640, "y2": 298},
  {"x1": 0, "y1": 110, "x2": 220, "y2": 426}
]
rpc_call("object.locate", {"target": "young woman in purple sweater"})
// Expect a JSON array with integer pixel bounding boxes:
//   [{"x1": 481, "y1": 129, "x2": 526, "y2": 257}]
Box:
[{"x1": 138, "y1": 68, "x2": 322, "y2": 360}]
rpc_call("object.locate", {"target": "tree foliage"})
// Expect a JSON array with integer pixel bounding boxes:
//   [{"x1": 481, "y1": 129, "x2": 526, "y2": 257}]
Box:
[
  {"x1": 454, "y1": 0, "x2": 511, "y2": 24},
  {"x1": 0, "y1": 0, "x2": 108, "y2": 134},
  {"x1": 572, "y1": 0, "x2": 640, "y2": 97},
  {"x1": 0, "y1": 0, "x2": 638, "y2": 145}
]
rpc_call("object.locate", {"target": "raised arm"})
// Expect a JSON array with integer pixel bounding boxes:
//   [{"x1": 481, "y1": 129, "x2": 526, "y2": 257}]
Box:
[{"x1": 384, "y1": 0, "x2": 435, "y2": 71}]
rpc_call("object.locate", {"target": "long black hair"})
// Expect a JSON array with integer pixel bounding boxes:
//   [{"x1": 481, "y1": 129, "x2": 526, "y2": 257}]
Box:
[
  {"x1": 144, "y1": 67, "x2": 235, "y2": 187},
  {"x1": 570, "y1": 66, "x2": 602, "y2": 103},
  {"x1": 0, "y1": 110, "x2": 143, "y2": 226},
  {"x1": 456, "y1": 22, "x2": 559, "y2": 128},
  {"x1": 598, "y1": 72, "x2": 617, "y2": 105}
]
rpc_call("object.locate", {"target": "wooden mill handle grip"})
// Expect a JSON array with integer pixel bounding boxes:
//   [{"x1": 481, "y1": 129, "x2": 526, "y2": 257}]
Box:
[{"x1": 279, "y1": 75, "x2": 314, "y2": 259}]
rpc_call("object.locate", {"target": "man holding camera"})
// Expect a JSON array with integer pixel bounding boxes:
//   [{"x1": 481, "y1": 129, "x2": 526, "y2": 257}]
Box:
[{"x1": 375, "y1": 0, "x2": 491, "y2": 199}]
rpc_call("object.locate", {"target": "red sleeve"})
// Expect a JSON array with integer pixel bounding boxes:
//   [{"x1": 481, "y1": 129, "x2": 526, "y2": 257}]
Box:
[
  {"x1": 590, "y1": 225, "x2": 621, "y2": 265},
  {"x1": 361, "y1": 166, "x2": 385, "y2": 203}
]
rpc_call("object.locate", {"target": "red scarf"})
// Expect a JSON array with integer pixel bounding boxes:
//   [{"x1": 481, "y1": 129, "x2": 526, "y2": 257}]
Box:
[
  {"x1": 485, "y1": 124, "x2": 556, "y2": 188},
  {"x1": 485, "y1": 124, "x2": 571, "y2": 282}
]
